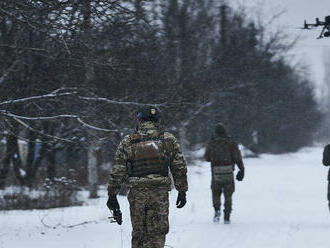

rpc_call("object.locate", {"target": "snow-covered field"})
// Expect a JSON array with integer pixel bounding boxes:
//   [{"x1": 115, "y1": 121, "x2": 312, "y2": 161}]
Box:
[{"x1": 1, "y1": 147, "x2": 329, "y2": 248}]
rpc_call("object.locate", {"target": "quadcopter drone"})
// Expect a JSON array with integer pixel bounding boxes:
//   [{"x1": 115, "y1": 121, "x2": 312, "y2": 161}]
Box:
[{"x1": 302, "y1": 15, "x2": 330, "y2": 39}]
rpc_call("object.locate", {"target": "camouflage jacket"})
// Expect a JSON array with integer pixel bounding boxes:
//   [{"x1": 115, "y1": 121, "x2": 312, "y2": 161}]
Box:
[{"x1": 108, "y1": 121, "x2": 188, "y2": 195}]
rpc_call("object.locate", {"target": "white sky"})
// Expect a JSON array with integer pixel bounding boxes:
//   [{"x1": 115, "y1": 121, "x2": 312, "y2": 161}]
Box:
[{"x1": 231, "y1": 0, "x2": 330, "y2": 99}]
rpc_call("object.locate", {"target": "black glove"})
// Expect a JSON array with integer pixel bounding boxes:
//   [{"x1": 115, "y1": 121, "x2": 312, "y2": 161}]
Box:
[
  {"x1": 176, "y1": 191, "x2": 186, "y2": 208},
  {"x1": 112, "y1": 209, "x2": 122, "y2": 225},
  {"x1": 107, "y1": 194, "x2": 120, "y2": 211},
  {"x1": 236, "y1": 170, "x2": 244, "y2": 181},
  {"x1": 107, "y1": 195, "x2": 122, "y2": 225}
]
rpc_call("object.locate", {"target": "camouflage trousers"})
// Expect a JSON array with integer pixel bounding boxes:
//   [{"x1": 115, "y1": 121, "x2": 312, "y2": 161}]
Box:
[
  {"x1": 211, "y1": 179, "x2": 235, "y2": 217},
  {"x1": 128, "y1": 187, "x2": 169, "y2": 248}
]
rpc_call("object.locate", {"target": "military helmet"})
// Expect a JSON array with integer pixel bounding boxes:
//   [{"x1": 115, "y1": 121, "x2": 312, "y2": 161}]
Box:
[
  {"x1": 136, "y1": 105, "x2": 161, "y2": 122},
  {"x1": 215, "y1": 122, "x2": 227, "y2": 137}
]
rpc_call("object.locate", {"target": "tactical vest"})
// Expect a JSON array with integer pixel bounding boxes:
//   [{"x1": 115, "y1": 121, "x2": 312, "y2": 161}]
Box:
[
  {"x1": 208, "y1": 137, "x2": 234, "y2": 183},
  {"x1": 127, "y1": 132, "x2": 169, "y2": 177},
  {"x1": 209, "y1": 137, "x2": 233, "y2": 166}
]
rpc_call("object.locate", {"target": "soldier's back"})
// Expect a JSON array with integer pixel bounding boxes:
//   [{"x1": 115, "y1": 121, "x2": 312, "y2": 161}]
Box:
[{"x1": 207, "y1": 137, "x2": 234, "y2": 165}]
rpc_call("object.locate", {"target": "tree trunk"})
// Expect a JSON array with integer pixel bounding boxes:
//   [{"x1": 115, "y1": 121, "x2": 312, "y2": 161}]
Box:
[
  {"x1": 46, "y1": 151, "x2": 56, "y2": 180},
  {"x1": 0, "y1": 136, "x2": 11, "y2": 189},
  {"x1": 179, "y1": 125, "x2": 190, "y2": 163},
  {"x1": 88, "y1": 143, "x2": 98, "y2": 198},
  {"x1": 11, "y1": 131, "x2": 46, "y2": 187},
  {"x1": 82, "y1": 0, "x2": 99, "y2": 198},
  {"x1": 220, "y1": 3, "x2": 228, "y2": 49}
]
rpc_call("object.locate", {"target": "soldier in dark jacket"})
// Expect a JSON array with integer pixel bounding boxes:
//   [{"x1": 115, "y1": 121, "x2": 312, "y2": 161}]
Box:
[
  {"x1": 322, "y1": 144, "x2": 330, "y2": 212},
  {"x1": 107, "y1": 106, "x2": 188, "y2": 248},
  {"x1": 204, "y1": 123, "x2": 245, "y2": 223}
]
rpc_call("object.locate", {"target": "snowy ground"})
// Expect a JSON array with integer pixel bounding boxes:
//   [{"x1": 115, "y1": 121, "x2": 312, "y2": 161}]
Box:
[{"x1": 1, "y1": 147, "x2": 329, "y2": 248}]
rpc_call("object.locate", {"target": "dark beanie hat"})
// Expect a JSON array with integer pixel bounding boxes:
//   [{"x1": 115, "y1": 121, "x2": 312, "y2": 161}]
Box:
[{"x1": 215, "y1": 122, "x2": 227, "y2": 137}]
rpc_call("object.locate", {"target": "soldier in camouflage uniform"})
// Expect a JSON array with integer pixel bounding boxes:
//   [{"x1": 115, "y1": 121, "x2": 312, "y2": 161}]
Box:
[
  {"x1": 204, "y1": 123, "x2": 245, "y2": 223},
  {"x1": 322, "y1": 144, "x2": 330, "y2": 212},
  {"x1": 107, "y1": 106, "x2": 188, "y2": 248}
]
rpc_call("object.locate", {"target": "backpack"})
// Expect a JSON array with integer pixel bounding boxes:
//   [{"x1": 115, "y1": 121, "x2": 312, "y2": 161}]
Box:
[
  {"x1": 323, "y1": 144, "x2": 330, "y2": 166},
  {"x1": 127, "y1": 132, "x2": 169, "y2": 177}
]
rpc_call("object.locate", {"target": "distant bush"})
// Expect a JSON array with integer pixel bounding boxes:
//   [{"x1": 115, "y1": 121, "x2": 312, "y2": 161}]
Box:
[{"x1": 0, "y1": 177, "x2": 81, "y2": 210}]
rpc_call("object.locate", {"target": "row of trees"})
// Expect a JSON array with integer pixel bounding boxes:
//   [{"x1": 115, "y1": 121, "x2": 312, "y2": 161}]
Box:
[{"x1": 0, "y1": 0, "x2": 321, "y2": 193}]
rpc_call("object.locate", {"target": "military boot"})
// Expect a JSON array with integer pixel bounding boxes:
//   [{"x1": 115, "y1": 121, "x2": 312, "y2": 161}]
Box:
[
  {"x1": 224, "y1": 213, "x2": 230, "y2": 224},
  {"x1": 213, "y1": 209, "x2": 221, "y2": 222}
]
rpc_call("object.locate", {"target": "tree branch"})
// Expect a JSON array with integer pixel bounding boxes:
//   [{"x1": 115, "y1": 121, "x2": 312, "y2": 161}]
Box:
[
  {"x1": 79, "y1": 96, "x2": 164, "y2": 107},
  {"x1": 1, "y1": 111, "x2": 125, "y2": 134},
  {"x1": 11, "y1": 116, "x2": 75, "y2": 143},
  {"x1": 77, "y1": 118, "x2": 119, "y2": 132},
  {"x1": 0, "y1": 111, "x2": 79, "y2": 121},
  {"x1": 0, "y1": 92, "x2": 77, "y2": 106}
]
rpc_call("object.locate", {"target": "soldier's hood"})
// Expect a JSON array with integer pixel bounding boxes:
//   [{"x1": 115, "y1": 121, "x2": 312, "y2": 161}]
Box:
[{"x1": 136, "y1": 121, "x2": 160, "y2": 135}]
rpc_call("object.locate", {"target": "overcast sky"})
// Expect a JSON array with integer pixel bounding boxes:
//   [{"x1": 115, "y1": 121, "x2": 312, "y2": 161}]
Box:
[{"x1": 231, "y1": 0, "x2": 330, "y2": 99}]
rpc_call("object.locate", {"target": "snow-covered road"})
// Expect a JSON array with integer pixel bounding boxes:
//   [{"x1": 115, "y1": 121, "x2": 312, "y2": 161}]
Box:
[{"x1": 1, "y1": 147, "x2": 329, "y2": 248}]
